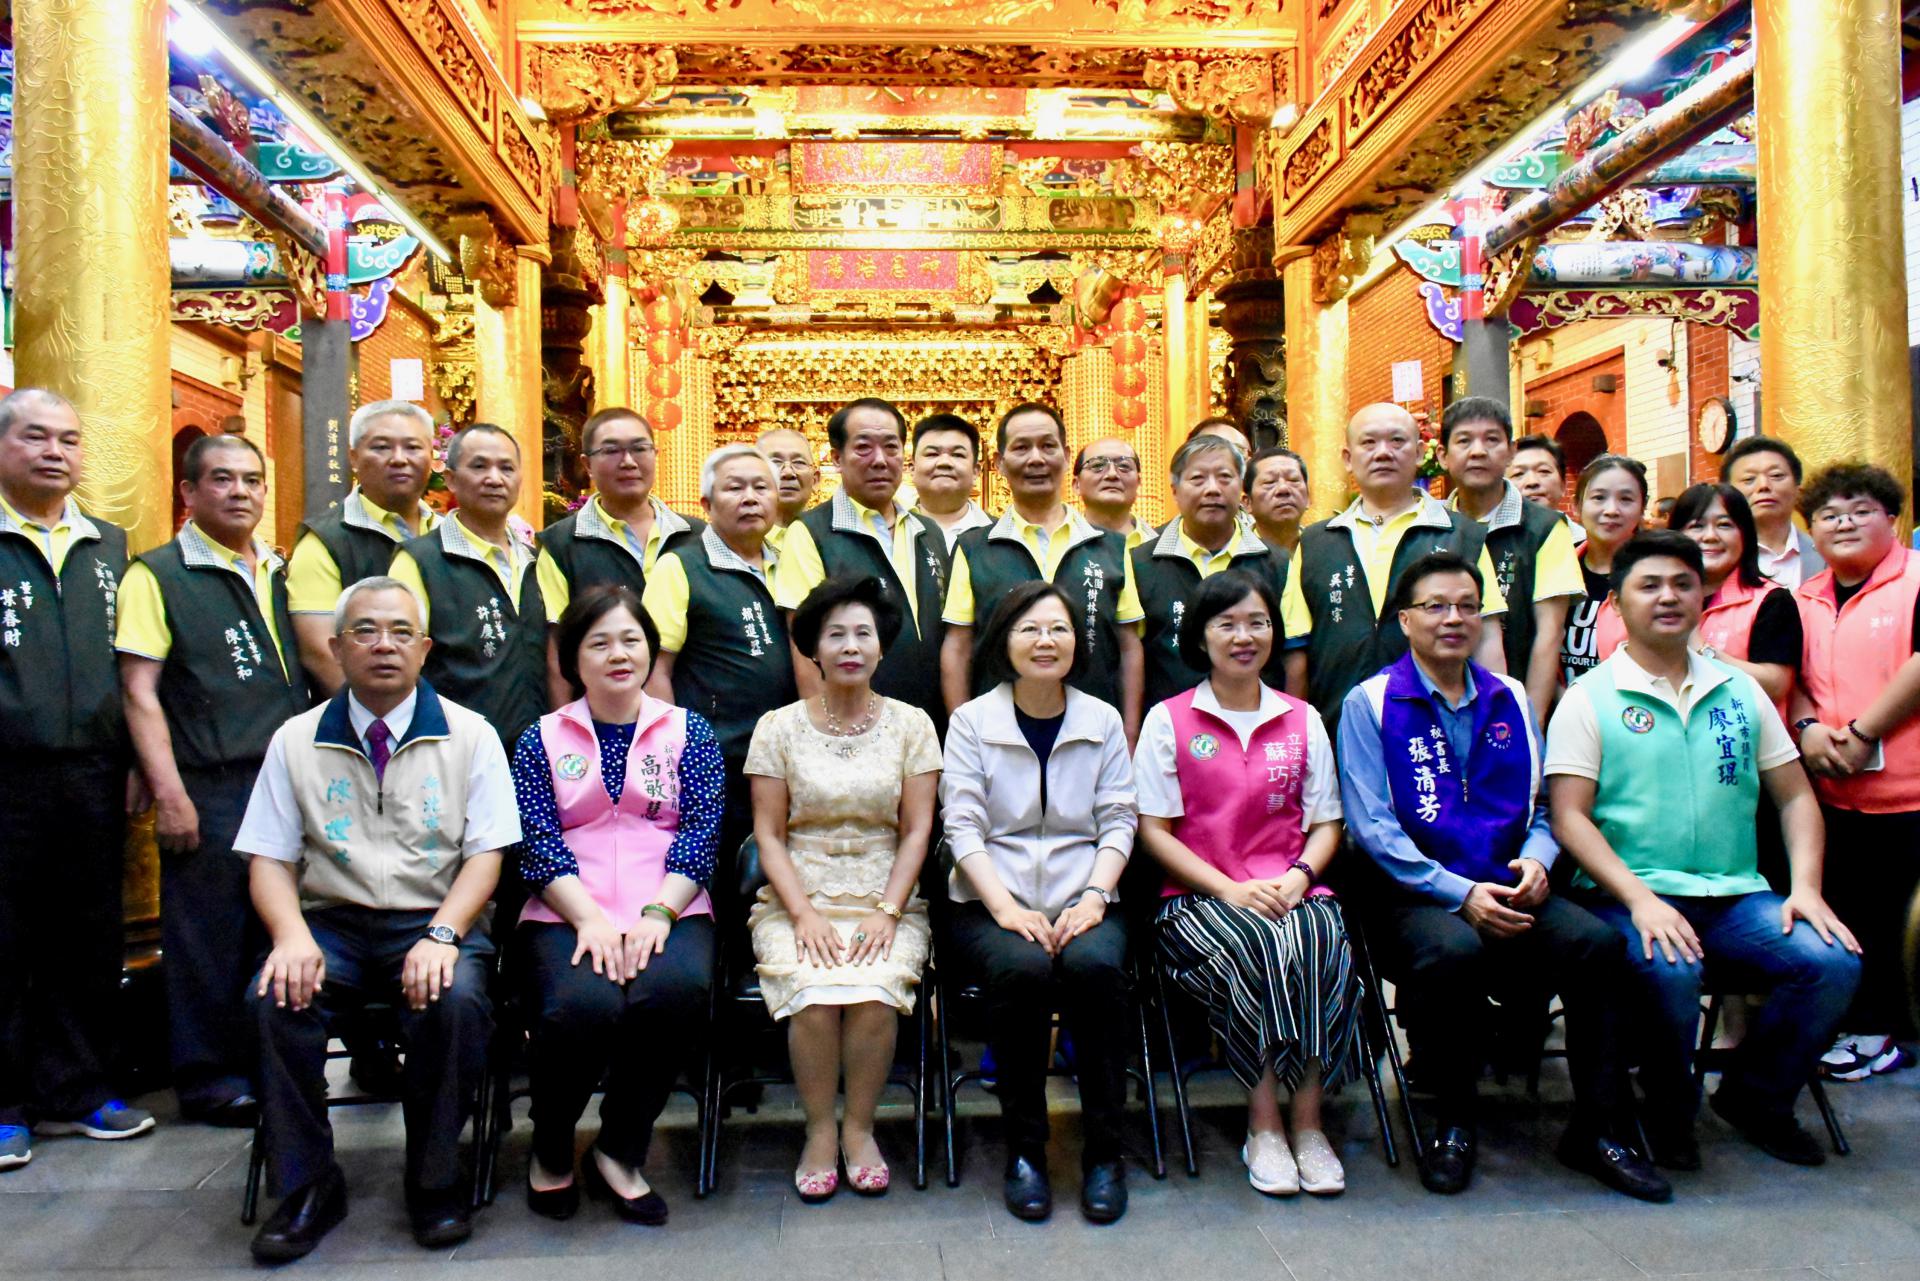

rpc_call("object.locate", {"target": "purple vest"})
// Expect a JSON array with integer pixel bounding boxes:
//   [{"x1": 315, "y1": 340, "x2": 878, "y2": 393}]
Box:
[{"x1": 1374, "y1": 654, "x2": 1537, "y2": 887}]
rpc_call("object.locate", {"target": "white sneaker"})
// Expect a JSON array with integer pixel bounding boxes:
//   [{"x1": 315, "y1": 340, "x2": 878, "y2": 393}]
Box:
[
  {"x1": 1289, "y1": 1129, "x2": 1345, "y2": 1195},
  {"x1": 1823, "y1": 1034, "x2": 1892, "y2": 1081},
  {"x1": 1242, "y1": 1130, "x2": 1299, "y2": 1196},
  {"x1": 1819, "y1": 1033, "x2": 1859, "y2": 1070}
]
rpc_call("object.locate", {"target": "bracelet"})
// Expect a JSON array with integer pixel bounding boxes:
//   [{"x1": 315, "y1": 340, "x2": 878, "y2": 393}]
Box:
[
  {"x1": 640, "y1": 903, "x2": 679, "y2": 925},
  {"x1": 876, "y1": 900, "x2": 903, "y2": 921},
  {"x1": 1847, "y1": 720, "x2": 1880, "y2": 746},
  {"x1": 1288, "y1": 862, "x2": 1317, "y2": 888}
]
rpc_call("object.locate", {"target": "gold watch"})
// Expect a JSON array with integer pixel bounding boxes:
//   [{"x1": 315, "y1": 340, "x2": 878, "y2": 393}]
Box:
[{"x1": 877, "y1": 900, "x2": 904, "y2": 921}]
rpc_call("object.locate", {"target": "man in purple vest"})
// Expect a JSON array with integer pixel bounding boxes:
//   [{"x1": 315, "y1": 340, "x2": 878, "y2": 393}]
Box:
[{"x1": 1337, "y1": 552, "x2": 1668, "y2": 1202}]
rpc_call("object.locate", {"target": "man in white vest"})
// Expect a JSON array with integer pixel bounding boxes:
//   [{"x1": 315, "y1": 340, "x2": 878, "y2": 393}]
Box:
[{"x1": 234, "y1": 576, "x2": 520, "y2": 1262}]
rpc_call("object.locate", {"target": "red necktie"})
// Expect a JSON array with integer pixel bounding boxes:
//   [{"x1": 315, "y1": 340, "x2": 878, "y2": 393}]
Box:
[{"x1": 366, "y1": 719, "x2": 392, "y2": 783}]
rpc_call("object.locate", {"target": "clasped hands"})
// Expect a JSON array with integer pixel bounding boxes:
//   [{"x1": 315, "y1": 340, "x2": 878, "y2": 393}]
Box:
[
  {"x1": 571, "y1": 912, "x2": 674, "y2": 983},
  {"x1": 1798, "y1": 722, "x2": 1876, "y2": 778},
  {"x1": 992, "y1": 891, "x2": 1107, "y2": 955},
  {"x1": 1457, "y1": 858, "x2": 1551, "y2": 939}
]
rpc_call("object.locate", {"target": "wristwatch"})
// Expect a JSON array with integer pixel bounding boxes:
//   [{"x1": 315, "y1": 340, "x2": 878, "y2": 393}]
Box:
[
  {"x1": 1081, "y1": 886, "x2": 1115, "y2": 906},
  {"x1": 422, "y1": 924, "x2": 459, "y2": 947},
  {"x1": 1794, "y1": 717, "x2": 1820, "y2": 736}
]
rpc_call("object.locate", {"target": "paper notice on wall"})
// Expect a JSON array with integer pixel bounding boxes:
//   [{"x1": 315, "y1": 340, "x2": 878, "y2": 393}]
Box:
[
  {"x1": 1391, "y1": 360, "x2": 1424, "y2": 405},
  {"x1": 390, "y1": 358, "x2": 425, "y2": 402}
]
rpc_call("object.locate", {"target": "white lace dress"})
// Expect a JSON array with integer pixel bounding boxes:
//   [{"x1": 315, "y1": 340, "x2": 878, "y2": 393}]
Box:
[{"x1": 743, "y1": 697, "x2": 940, "y2": 1019}]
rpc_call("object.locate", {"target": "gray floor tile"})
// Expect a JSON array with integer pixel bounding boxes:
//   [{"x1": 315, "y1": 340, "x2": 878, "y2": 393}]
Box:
[
  {"x1": 939, "y1": 1229, "x2": 1294, "y2": 1281},
  {"x1": 1575, "y1": 1201, "x2": 1920, "y2": 1273},
  {"x1": 1264, "y1": 1209, "x2": 1646, "y2": 1281}
]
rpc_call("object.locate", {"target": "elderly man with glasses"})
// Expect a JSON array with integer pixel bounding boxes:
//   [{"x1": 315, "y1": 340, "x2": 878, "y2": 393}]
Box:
[{"x1": 235, "y1": 576, "x2": 520, "y2": 1261}]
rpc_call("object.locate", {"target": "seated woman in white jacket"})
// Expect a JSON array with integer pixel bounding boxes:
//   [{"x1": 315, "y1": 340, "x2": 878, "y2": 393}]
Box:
[{"x1": 942, "y1": 580, "x2": 1137, "y2": 1227}]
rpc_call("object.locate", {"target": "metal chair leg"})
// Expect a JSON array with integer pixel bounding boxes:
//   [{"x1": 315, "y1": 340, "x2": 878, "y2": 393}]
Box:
[
  {"x1": 1352, "y1": 926, "x2": 1423, "y2": 1172},
  {"x1": 936, "y1": 974, "x2": 962, "y2": 1188},
  {"x1": 1355, "y1": 997, "x2": 1399, "y2": 1168},
  {"x1": 914, "y1": 994, "x2": 930, "y2": 1190},
  {"x1": 1807, "y1": 1076, "x2": 1850, "y2": 1156},
  {"x1": 1150, "y1": 962, "x2": 1199, "y2": 1177},
  {"x1": 1134, "y1": 990, "x2": 1167, "y2": 1179},
  {"x1": 241, "y1": 1118, "x2": 267, "y2": 1225}
]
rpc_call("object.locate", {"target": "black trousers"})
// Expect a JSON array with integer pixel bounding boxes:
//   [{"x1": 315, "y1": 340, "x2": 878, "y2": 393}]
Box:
[
  {"x1": 165, "y1": 763, "x2": 265, "y2": 1111},
  {"x1": 716, "y1": 758, "x2": 754, "y2": 907},
  {"x1": 0, "y1": 753, "x2": 125, "y2": 1127},
  {"x1": 251, "y1": 906, "x2": 494, "y2": 1198},
  {"x1": 521, "y1": 916, "x2": 715, "y2": 1171},
  {"x1": 1823, "y1": 806, "x2": 1920, "y2": 1037},
  {"x1": 948, "y1": 902, "x2": 1130, "y2": 1168},
  {"x1": 1369, "y1": 894, "x2": 1633, "y2": 1131}
]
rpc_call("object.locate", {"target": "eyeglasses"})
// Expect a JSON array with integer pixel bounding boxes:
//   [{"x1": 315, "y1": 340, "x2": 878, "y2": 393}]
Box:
[
  {"x1": 1406, "y1": 600, "x2": 1482, "y2": 619},
  {"x1": 766, "y1": 457, "x2": 815, "y2": 474},
  {"x1": 1012, "y1": 622, "x2": 1076, "y2": 640},
  {"x1": 1812, "y1": 504, "x2": 1888, "y2": 529},
  {"x1": 588, "y1": 442, "x2": 657, "y2": 462},
  {"x1": 1205, "y1": 618, "x2": 1273, "y2": 637},
  {"x1": 1081, "y1": 457, "x2": 1139, "y2": 476},
  {"x1": 341, "y1": 623, "x2": 420, "y2": 646}
]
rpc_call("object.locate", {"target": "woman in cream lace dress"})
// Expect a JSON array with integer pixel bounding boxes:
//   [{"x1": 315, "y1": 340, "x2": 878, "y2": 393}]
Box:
[{"x1": 745, "y1": 577, "x2": 939, "y2": 1202}]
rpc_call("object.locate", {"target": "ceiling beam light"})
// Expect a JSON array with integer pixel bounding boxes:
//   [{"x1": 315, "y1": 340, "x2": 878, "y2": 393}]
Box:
[{"x1": 168, "y1": 0, "x2": 452, "y2": 262}]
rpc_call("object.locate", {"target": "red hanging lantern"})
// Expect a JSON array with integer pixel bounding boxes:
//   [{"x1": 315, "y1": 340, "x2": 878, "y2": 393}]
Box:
[
  {"x1": 1112, "y1": 363, "x2": 1148, "y2": 397},
  {"x1": 647, "y1": 398, "x2": 683, "y2": 431},
  {"x1": 1112, "y1": 396, "x2": 1149, "y2": 430},
  {"x1": 1112, "y1": 295, "x2": 1147, "y2": 332},
  {"x1": 646, "y1": 332, "x2": 682, "y2": 365},
  {"x1": 644, "y1": 365, "x2": 683, "y2": 400},
  {"x1": 1111, "y1": 334, "x2": 1147, "y2": 365}
]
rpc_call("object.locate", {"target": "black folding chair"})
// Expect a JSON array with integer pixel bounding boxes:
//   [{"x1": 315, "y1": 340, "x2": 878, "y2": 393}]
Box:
[
  {"x1": 701, "y1": 836, "x2": 931, "y2": 1194},
  {"x1": 1694, "y1": 987, "x2": 1849, "y2": 1156}
]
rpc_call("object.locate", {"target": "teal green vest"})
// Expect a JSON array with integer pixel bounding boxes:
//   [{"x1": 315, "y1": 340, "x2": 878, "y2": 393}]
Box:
[{"x1": 1585, "y1": 664, "x2": 1770, "y2": 898}]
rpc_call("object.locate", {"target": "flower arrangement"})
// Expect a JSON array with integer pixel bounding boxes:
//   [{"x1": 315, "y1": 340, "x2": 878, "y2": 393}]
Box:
[{"x1": 1412, "y1": 407, "x2": 1446, "y2": 482}]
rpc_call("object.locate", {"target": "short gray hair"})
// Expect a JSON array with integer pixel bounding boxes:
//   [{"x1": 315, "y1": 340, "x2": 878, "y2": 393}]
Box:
[
  {"x1": 1169, "y1": 434, "x2": 1245, "y2": 487},
  {"x1": 0, "y1": 387, "x2": 79, "y2": 438},
  {"x1": 700, "y1": 444, "x2": 773, "y2": 501},
  {"x1": 349, "y1": 399, "x2": 433, "y2": 449},
  {"x1": 445, "y1": 421, "x2": 517, "y2": 470},
  {"x1": 332, "y1": 575, "x2": 425, "y2": 635}
]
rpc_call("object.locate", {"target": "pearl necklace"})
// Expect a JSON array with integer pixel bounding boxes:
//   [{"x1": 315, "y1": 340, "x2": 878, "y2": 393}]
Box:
[{"x1": 821, "y1": 693, "x2": 879, "y2": 759}]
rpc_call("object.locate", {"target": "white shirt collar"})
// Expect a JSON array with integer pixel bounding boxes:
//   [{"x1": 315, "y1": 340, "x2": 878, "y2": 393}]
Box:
[
  {"x1": 1602, "y1": 644, "x2": 1733, "y2": 710},
  {"x1": 347, "y1": 688, "x2": 418, "y2": 746},
  {"x1": 1192, "y1": 679, "x2": 1290, "y2": 723}
]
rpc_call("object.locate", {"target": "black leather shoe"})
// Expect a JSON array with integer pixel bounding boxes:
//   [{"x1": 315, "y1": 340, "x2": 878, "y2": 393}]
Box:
[
  {"x1": 186, "y1": 1094, "x2": 258, "y2": 1129},
  {"x1": 582, "y1": 1149, "x2": 669, "y2": 1225},
  {"x1": 526, "y1": 1160, "x2": 581, "y2": 1221},
  {"x1": 251, "y1": 1164, "x2": 347, "y2": 1263},
  {"x1": 1419, "y1": 1124, "x2": 1476, "y2": 1195},
  {"x1": 348, "y1": 1042, "x2": 405, "y2": 1098},
  {"x1": 1003, "y1": 1153, "x2": 1051, "y2": 1222},
  {"x1": 1080, "y1": 1160, "x2": 1127, "y2": 1224},
  {"x1": 1644, "y1": 1116, "x2": 1701, "y2": 1172},
  {"x1": 1709, "y1": 1086, "x2": 1825, "y2": 1166},
  {"x1": 1557, "y1": 1129, "x2": 1673, "y2": 1203},
  {"x1": 408, "y1": 1186, "x2": 472, "y2": 1249}
]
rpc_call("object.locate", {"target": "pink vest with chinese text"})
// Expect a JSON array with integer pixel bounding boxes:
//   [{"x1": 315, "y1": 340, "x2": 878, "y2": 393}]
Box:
[{"x1": 1796, "y1": 546, "x2": 1920, "y2": 813}]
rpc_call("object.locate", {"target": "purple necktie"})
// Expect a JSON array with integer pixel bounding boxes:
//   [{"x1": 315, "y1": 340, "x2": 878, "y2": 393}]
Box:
[{"x1": 366, "y1": 719, "x2": 393, "y2": 783}]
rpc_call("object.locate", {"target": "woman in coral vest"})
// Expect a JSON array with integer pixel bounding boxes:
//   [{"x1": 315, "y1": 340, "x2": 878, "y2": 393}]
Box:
[
  {"x1": 513, "y1": 584, "x2": 726, "y2": 1224},
  {"x1": 1671, "y1": 483, "x2": 1802, "y2": 712},
  {"x1": 1563, "y1": 454, "x2": 1647, "y2": 689},
  {"x1": 1791, "y1": 463, "x2": 1920, "y2": 1082},
  {"x1": 1134, "y1": 570, "x2": 1358, "y2": 1199},
  {"x1": 943, "y1": 580, "x2": 1137, "y2": 1224}
]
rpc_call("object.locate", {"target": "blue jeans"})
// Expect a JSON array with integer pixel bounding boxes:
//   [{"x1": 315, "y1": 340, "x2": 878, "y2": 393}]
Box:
[{"x1": 1583, "y1": 891, "x2": 1860, "y2": 1120}]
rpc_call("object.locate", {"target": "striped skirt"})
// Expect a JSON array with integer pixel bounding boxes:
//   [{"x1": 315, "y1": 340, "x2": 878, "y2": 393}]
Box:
[{"x1": 1155, "y1": 893, "x2": 1360, "y2": 1093}]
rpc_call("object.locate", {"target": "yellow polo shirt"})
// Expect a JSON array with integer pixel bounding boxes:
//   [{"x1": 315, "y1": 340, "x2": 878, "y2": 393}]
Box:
[
  {"x1": 535, "y1": 495, "x2": 679, "y2": 623},
  {"x1": 285, "y1": 492, "x2": 438, "y2": 614},
  {"x1": 388, "y1": 516, "x2": 532, "y2": 631},
  {"x1": 1279, "y1": 501, "x2": 1507, "y2": 640},
  {"x1": 0, "y1": 492, "x2": 76, "y2": 574},
  {"x1": 941, "y1": 511, "x2": 1145, "y2": 627},
  {"x1": 115, "y1": 523, "x2": 286, "y2": 675},
  {"x1": 642, "y1": 540, "x2": 777, "y2": 653},
  {"x1": 771, "y1": 496, "x2": 924, "y2": 627}
]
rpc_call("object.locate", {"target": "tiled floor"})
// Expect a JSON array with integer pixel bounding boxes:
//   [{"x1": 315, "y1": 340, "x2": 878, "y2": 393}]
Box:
[{"x1": 4, "y1": 1056, "x2": 1916, "y2": 1280}]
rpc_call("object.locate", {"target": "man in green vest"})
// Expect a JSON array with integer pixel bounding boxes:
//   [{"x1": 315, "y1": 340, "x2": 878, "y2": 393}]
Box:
[
  {"x1": 645, "y1": 444, "x2": 797, "y2": 863},
  {"x1": 1132, "y1": 433, "x2": 1288, "y2": 710},
  {"x1": 1442, "y1": 397, "x2": 1585, "y2": 725},
  {"x1": 286, "y1": 400, "x2": 439, "y2": 695},
  {"x1": 118, "y1": 434, "x2": 308, "y2": 1128},
  {"x1": 773, "y1": 398, "x2": 950, "y2": 728},
  {"x1": 0, "y1": 389, "x2": 151, "y2": 1173},
  {"x1": 1279, "y1": 402, "x2": 1507, "y2": 731},
  {"x1": 941, "y1": 403, "x2": 1146, "y2": 736},
  {"x1": 1546, "y1": 530, "x2": 1860, "y2": 1169},
  {"x1": 388, "y1": 423, "x2": 545, "y2": 751},
  {"x1": 537, "y1": 407, "x2": 703, "y2": 702}
]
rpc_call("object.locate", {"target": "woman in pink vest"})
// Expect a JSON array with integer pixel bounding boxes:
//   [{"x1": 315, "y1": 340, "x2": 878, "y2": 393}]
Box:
[
  {"x1": 1791, "y1": 463, "x2": 1920, "y2": 1081},
  {"x1": 1135, "y1": 570, "x2": 1356, "y2": 1199},
  {"x1": 512, "y1": 585, "x2": 725, "y2": 1224},
  {"x1": 1563, "y1": 454, "x2": 1646, "y2": 688},
  {"x1": 1671, "y1": 483, "x2": 1802, "y2": 711}
]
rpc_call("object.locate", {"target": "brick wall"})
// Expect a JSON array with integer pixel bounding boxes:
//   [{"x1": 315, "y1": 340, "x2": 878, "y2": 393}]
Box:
[
  {"x1": 1346, "y1": 265, "x2": 1457, "y2": 415},
  {"x1": 353, "y1": 294, "x2": 444, "y2": 416},
  {"x1": 1520, "y1": 349, "x2": 1627, "y2": 508},
  {"x1": 1686, "y1": 322, "x2": 1731, "y2": 485}
]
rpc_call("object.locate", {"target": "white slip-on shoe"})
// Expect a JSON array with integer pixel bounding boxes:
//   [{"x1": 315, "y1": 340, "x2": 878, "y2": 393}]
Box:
[
  {"x1": 1242, "y1": 1130, "x2": 1299, "y2": 1196},
  {"x1": 1290, "y1": 1129, "x2": 1345, "y2": 1195}
]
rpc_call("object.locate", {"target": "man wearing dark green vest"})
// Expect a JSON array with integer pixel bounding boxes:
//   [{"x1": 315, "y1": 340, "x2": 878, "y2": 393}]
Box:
[
  {"x1": 1132, "y1": 433, "x2": 1289, "y2": 710},
  {"x1": 645, "y1": 444, "x2": 797, "y2": 862},
  {"x1": 1442, "y1": 397, "x2": 1584, "y2": 726},
  {"x1": 1547, "y1": 531, "x2": 1861, "y2": 1169},
  {"x1": 389, "y1": 423, "x2": 546, "y2": 751},
  {"x1": 773, "y1": 397, "x2": 950, "y2": 729},
  {"x1": 0, "y1": 389, "x2": 152, "y2": 1173},
  {"x1": 1279, "y1": 402, "x2": 1507, "y2": 731},
  {"x1": 941, "y1": 403, "x2": 1146, "y2": 737},
  {"x1": 118, "y1": 434, "x2": 308, "y2": 1127},
  {"x1": 537, "y1": 407, "x2": 703, "y2": 704},
  {"x1": 286, "y1": 400, "x2": 439, "y2": 696}
]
